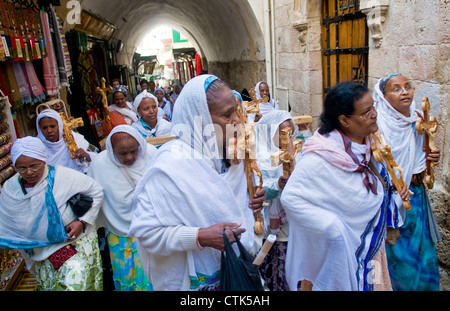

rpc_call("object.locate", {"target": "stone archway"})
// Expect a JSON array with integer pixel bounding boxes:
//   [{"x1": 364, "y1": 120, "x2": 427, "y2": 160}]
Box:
[{"x1": 76, "y1": 0, "x2": 267, "y2": 90}]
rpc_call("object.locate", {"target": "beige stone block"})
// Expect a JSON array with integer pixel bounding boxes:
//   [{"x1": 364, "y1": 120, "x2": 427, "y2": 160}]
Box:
[{"x1": 398, "y1": 45, "x2": 439, "y2": 81}]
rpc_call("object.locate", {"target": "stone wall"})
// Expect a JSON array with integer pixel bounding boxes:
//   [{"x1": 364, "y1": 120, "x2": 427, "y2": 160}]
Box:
[{"x1": 208, "y1": 60, "x2": 267, "y2": 94}]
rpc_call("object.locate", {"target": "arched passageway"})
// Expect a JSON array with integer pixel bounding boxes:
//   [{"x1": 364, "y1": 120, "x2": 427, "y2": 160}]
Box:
[{"x1": 80, "y1": 0, "x2": 267, "y2": 90}]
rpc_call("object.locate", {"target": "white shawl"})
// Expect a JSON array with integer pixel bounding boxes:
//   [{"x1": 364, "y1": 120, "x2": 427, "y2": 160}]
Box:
[
  {"x1": 0, "y1": 165, "x2": 103, "y2": 268},
  {"x1": 87, "y1": 125, "x2": 157, "y2": 236},
  {"x1": 128, "y1": 75, "x2": 255, "y2": 291},
  {"x1": 373, "y1": 80, "x2": 426, "y2": 225},
  {"x1": 36, "y1": 109, "x2": 95, "y2": 173},
  {"x1": 280, "y1": 130, "x2": 385, "y2": 291},
  {"x1": 131, "y1": 117, "x2": 172, "y2": 139}
]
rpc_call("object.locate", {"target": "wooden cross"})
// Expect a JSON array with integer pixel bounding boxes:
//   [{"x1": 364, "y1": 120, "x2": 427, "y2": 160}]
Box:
[
  {"x1": 293, "y1": 114, "x2": 313, "y2": 126},
  {"x1": 243, "y1": 88, "x2": 269, "y2": 123},
  {"x1": 145, "y1": 134, "x2": 176, "y2": 146},
  {"x1": 271, "y1": 128, "x2": 304, "y2": 177},
  {"x1": 96, "y1": 77, "x2": 113, "y2": 123},
  {"x1": 228, "y1": 97, "x2": 266, "y2": 236},
  {"x1": 59, "y1": 112, "x2": 84, "y2": 159},
  {"x1": 371, "y1": 130, "x2": 412, "y2": 211},
  {"x1": 415, "y1": 97, "x2": 439, "y2": 189}
]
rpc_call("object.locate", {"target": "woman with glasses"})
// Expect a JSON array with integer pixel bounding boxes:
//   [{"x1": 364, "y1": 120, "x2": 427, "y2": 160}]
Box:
[
  {"x1": 281, "y1": 82, "x2": 398, "y2": 291},
  {"x1": 374, "y1": 73, "x2": 442, "y2": 291},
  {"x1": 0, "y1": 137, "x2": 104, "y2": 291}
]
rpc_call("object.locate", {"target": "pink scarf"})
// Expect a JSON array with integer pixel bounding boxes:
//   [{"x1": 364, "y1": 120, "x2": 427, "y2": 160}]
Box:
[
  {"x1": 302, "y1": 129, "x2": 378, "y2": 194},
  {"x1": 12, "y1": 62, "x2": 46, "y2": 105},
  {"x1": 40, "y1": 10, "x2": 59, "y2": 96}
]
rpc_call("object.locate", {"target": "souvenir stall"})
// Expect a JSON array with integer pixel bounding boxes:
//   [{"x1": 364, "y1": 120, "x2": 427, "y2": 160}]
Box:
[{"x1": 64, "y1": 8, "x2": 120, "y2": 148}]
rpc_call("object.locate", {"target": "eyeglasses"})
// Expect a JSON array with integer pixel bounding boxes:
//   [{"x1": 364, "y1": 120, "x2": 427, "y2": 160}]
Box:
[
  {"x1": 15, "y1": 162, "x2": 44, "y2": 174},
  {"x1": 347, "y1": 104, "x2": 377, "y2": 120},
  {"x1": 387, "y1": 85, "x2": 415, "y2": 95}
]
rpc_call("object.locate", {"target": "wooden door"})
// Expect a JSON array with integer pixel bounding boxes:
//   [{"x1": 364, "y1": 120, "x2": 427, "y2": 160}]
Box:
[{"x1": 322, "y1": 0, "x2": 369, "y2": 94}]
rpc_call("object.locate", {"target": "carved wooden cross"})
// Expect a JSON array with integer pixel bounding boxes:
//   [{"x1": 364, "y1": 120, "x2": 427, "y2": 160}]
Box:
[
  {"x1": 96, "y1": 77, "x2": 113, "y2": 123},
  {"x1": 228, "y1": 97, "x2": 266, "y2": 236},
  {"x1": 271, "y1": 127, "x2": 304, "y2": 177},
  {"x1": 415, "y1": 97, "x2": 439, "y2": 189},
  {"x1": 59, "y1": 112, "x2": 84, "y2": 159},
  {"x1": 371, "y1": 130, "x2": 412, "y2": 211},
  {"x1": 293, "y1": 114, "x2": 313, "y2": 126},
  {"x1": 243, "y1": 88, "x2": 269, "y2": 123}
]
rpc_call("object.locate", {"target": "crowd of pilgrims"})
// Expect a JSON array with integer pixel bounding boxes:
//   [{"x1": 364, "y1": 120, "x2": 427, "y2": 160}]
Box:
[{"x1": 0, "y1": 73, "x2": 442, "y2": 291}]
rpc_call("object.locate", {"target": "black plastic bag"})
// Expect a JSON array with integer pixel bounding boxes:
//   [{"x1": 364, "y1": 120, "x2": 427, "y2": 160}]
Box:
[
  {"x1": 68, "y1": 193, "x2": 93, "y2": 218},
  {"x1": 220, "y1": 230, "x2": 264, "y2": 291}
]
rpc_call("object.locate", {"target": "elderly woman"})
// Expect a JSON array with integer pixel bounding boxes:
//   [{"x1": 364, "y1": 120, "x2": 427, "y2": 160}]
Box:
[
  {"x1": 87, "y1": 125, "x2": 157, "y2": 291},
  {"x1": 281, "y1": 82, "x2": 397, "y2": 291},
  {"x1": 255, "y1": 110, "x2": 299, "y2": 291},
  {"x1": 36, "y1": 109, "x2": 97, "y2": 174},
  {"x1": 0, "y1": 137, "x2": 104, "y2": 291},
  {"x1": 109, "y1": 85, "x2": 139, "y2": 125},
  {"x1": 373, "y1": 73, "x2": 442, "y2": 291},
  {"x1": 131, "y1": 90, "x2": 172, "y2": 141},
  {"x1": 128, "y1": 75, "x2": 266, "y2": 291}
]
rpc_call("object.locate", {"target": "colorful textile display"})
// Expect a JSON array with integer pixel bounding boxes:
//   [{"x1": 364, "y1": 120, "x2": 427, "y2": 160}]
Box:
[{"x1": 12, "y1": 61, "x2": 46, "y2": 105}]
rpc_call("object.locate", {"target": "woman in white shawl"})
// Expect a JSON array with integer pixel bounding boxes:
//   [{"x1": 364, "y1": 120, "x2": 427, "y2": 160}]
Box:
[
  {"x1": 87, "y1": 125, "x2": 157, "y2": 291},
  {"x1": 154, "y1": 87, "x2": 173, "y2": 121},
  {"x1": 36, "y1": 108, "x2": 97, "y2": 174},
  {"x1": 373, "y1": 73, "x2": 441, "y2": 291},
  {"x1": 255, "y1": 110, "x2": 299, "y2": 291},
  {"x1": 0, "y1": 137, "x2": 104, "y2": 291},
  {"x1": 131, "y1": 90, "x2": 172, "y2": 143},
  {"x1": 247, "y1": 81, "x2": 279, "y2": 123},
  {"x1": 281, "y1": 82, "x2": 395, "y2": 291},
  {"x1": 128, "y1": 75, "x2": 266, "y2": 291},
  {"x1": 109, "y1": 85, "x2": 139, "y2": 125}
]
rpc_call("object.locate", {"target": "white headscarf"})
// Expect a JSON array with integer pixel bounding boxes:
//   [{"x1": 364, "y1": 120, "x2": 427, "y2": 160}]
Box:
[
  {"x1": 88, "y1": 125, "x2": 157, "y2": 236},
  {"x1": 170, "y1": 74, "x2": 223, "y2": 173},
  {"x1": 36, "y1": 109, "x2": 89, "y2": 173},
  {"x1": 11, "y1": 136, "x2": 47, "y2": 165},
  {"x1": 106, "y1": 125, "x2": 147, "y2": 167}
]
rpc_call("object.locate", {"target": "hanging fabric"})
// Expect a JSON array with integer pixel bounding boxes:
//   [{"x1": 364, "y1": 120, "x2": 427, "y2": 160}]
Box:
[
  {"x1": 195, "y1": 53, "x2": 202, "y2": 76},
  {"x1": 47, "y1": 5, "x2": 68, "y2": 87},
  {"x1": 12, "y1": 62, "x2": 46, "y2": 105},
  {"x1": 40, "y1": 8, "x2": 59, "y2": 96}
]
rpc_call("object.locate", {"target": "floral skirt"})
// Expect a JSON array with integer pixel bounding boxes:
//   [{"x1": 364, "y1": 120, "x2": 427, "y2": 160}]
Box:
[
  {"x1": 107, "y1": 232, "x2": 153, "y2": 291},
  {"x1": 259, "y1": 240, "x2": 290, "y2": 291},
  {"x1": 35, "y1": 230, "x2": 103, "y2": 291}
]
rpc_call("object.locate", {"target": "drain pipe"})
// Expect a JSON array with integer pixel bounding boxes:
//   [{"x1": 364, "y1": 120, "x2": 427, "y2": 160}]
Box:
[
  {"x1": 263, "y1": 0, "x2": 273, "y2": 93},
  {"x1": 270, "y1": 0, "x2": 277, "y2": 100}
]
